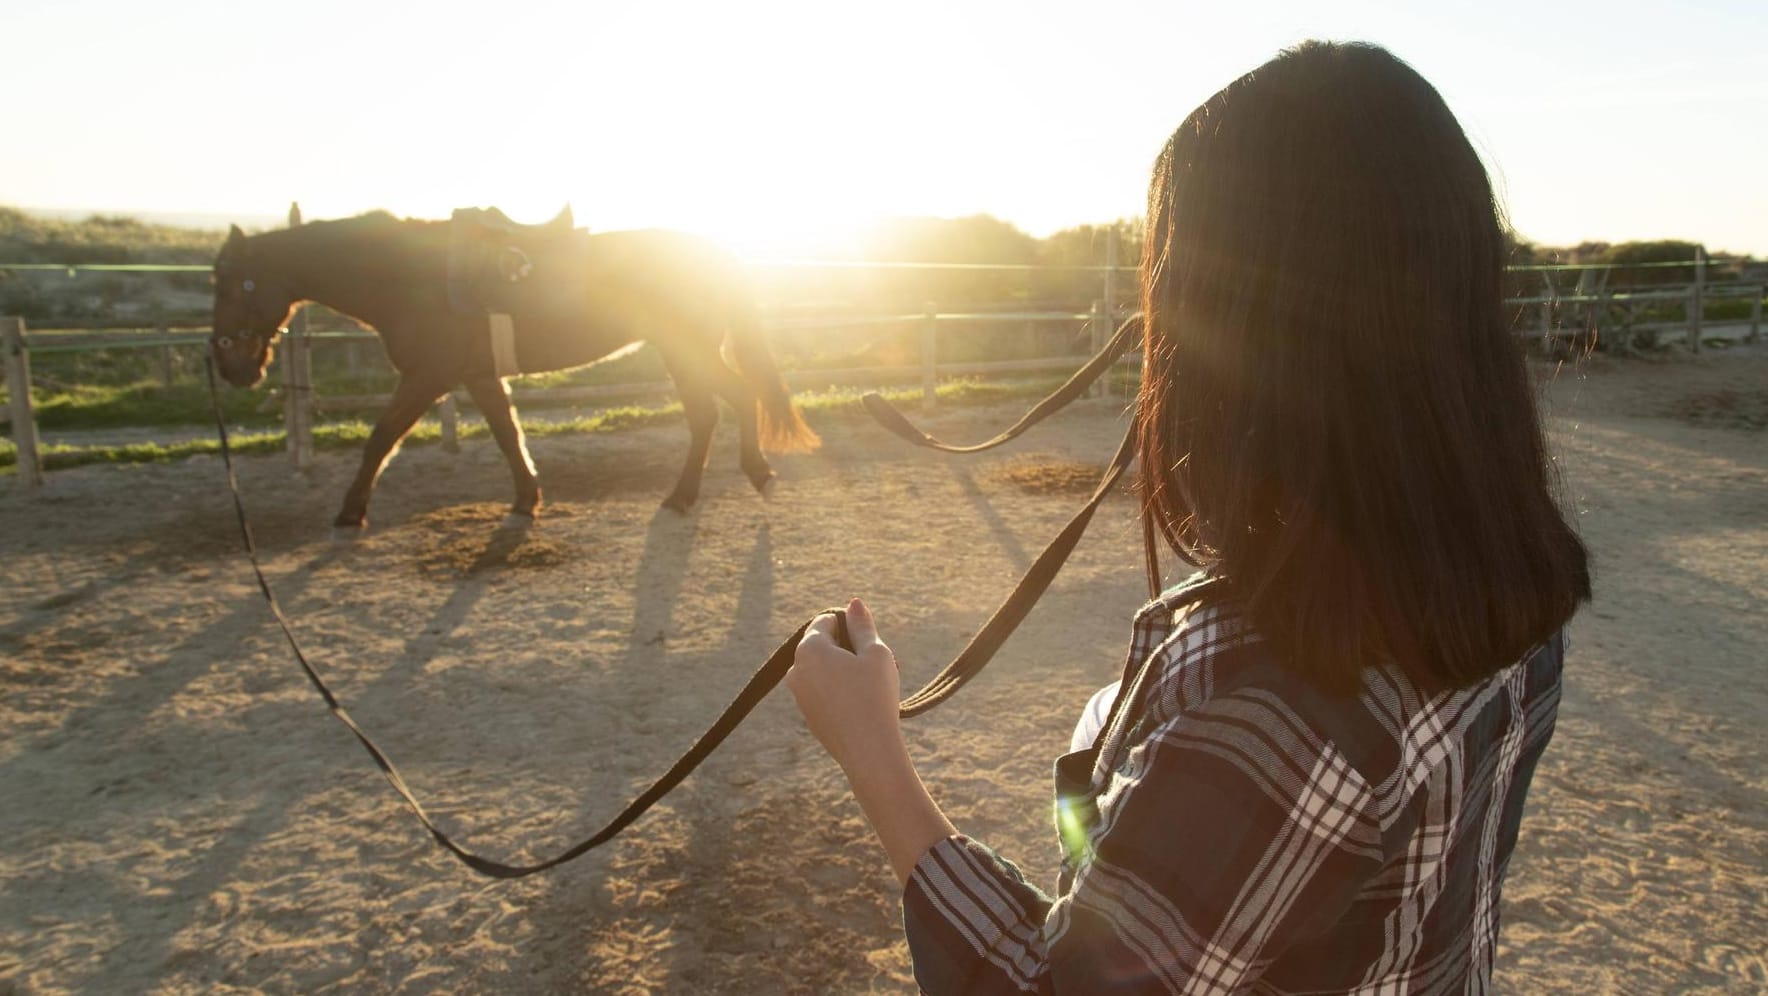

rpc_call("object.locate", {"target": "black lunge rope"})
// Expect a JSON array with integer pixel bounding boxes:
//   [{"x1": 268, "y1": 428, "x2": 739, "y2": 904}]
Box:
[
  {"x1": 898, "y1": 422, "x2": 1134, "y2": 714},
  {"x1": 860, "y1": 315, "x2": 1140, "y2": 454},
  {"x1": 205, "y1": 359, "x2": 858, "y2": 877},
  {"x1": 203, "y1": 336, "x2": 1130, "y2": 876}
]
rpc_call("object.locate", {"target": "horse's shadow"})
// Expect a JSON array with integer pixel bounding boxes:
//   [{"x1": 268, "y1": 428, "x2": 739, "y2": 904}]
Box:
[
  {"x1": 619, "y1": 506, "x2": 702, "y2": 664},
  {"x1": 947, "y1": 460, "x2": 1031, "y2": 571},
  {"x1": 7, "y1": 486, "x2": 793, "y2": 991},
  {"x1": 534, "y1": 512, "x2": 785, "y2": 991}
]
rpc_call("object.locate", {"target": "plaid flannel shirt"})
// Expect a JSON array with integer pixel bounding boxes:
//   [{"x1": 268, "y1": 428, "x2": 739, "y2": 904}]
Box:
[{"x1": 903, "y1": 575, "x2": 1563, "y2": 995}]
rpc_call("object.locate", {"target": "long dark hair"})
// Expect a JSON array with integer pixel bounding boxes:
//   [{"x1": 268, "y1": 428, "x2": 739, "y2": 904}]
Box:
[{"x1": 1136, "y1": 41, "x2": 1590, "y2": 692}]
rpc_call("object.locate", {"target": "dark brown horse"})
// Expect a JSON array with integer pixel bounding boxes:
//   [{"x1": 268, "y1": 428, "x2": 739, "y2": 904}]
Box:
[{"x1": 210, "y1": 211, "x2": 819, "y2": 530}]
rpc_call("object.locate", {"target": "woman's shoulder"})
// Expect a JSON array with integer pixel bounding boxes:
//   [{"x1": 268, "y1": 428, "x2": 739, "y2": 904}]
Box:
[
  {"x1": 1130, "y1": 584, "x2": 1566, "y2": 814},
  {"x1": 1139, "y1": 572, "x2": 1564, "y2": 718},
  {"x1": 1131, "y1": 578, "x2": 1550, "y2": 769},
  {"x1": 1129, "y1": 576, "x2": 1297, "y2": 731}
]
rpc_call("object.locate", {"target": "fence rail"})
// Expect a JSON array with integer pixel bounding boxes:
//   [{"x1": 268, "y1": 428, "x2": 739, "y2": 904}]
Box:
[
  {"x1": 3, "y1": 246, "x2": 1764, "y2": 487},
  {"x1": 0, "y1": 299, "x2": 1131, "y2": 477}
]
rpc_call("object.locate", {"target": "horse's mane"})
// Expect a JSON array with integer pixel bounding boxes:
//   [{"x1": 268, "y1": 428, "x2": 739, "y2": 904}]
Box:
[
  {"x1": 253, "y1": 210, "x2": 446, "y2": 279},
  {"x1": 296, "y1": 210, "x2": 441, "y2": 244}
]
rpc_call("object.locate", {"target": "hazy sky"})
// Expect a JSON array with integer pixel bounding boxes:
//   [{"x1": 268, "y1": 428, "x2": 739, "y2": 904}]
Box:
[{"x1": 5, "y1": 0, "x2": 1765, "y2": 254}]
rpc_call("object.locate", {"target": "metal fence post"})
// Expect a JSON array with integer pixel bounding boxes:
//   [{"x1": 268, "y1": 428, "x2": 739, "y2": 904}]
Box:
[
  {"x1": 3, "y1": 317, "x2": 44, "y2": 487},
  {"x1": 921, "y1": 303, "x2": 938, "y2": 411},
  {"x1": 1687, "y1": 248, "x2": 1705, "y2": 353},
  {"x1": 284, "y1": 202, "x2": 315, "y2": 470}
]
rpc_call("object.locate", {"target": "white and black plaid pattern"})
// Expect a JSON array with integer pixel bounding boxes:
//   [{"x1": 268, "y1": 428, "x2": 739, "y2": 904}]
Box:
[{"x1": 902, "y1": 576, "x2": 1565, "y2": 994}]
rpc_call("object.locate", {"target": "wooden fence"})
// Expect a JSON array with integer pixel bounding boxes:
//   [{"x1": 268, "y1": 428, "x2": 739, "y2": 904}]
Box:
[
  {"x1": 0, "y1": 300, "x2": 1124, "y2": 486},
  {"x1": 3, "y1": 247, "x2": 1763, "y2": 488},
  {"x1": 2, "y1": 317, "x2": 43, "y2": 486}
]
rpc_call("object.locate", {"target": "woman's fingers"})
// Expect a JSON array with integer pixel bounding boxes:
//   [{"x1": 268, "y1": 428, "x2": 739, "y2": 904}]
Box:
[
  {"x1": 845, "y1": 597, "x2": 878, "y2": 651},
  {"x1": 804, "y1": 611, "x2": 842, "y2": 646},
  {"x1": 846, "y1": 597, "x2": 896, "y2": 668},
  {"x1": 787, "y1": 598, "x2": 905, "y2": 770}
]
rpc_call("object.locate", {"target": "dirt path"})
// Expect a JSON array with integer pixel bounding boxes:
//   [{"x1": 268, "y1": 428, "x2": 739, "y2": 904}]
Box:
[{"x1": 2, "y1": 347, "x2": 1765, "y2": 993}]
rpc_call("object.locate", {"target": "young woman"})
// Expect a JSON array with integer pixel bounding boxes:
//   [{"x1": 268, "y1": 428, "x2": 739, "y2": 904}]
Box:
[{"x1": 787, "y1": 41, "x2": 1590, "y2": 994}]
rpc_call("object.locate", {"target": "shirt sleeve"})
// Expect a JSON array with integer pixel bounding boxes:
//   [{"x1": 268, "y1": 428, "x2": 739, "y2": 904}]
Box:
[{"x1": 901, "y1": 697, "x2": 1385, "y2": 995}]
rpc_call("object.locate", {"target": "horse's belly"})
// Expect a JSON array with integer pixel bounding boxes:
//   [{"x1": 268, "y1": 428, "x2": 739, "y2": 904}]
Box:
[{"x1": 506, "y1": 306, "x2": 641, "y2": 376}]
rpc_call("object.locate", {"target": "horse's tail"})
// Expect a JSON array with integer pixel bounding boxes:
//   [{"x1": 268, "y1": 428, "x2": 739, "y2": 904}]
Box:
[{"x1": 726, "y1": 311, "x2": 820, "y2": 454}]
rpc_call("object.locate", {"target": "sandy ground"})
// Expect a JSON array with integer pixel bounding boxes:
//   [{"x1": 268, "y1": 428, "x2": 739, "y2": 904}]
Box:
[{"x1": 1, "y1": 345, "x2": 1765, "y2": 994}]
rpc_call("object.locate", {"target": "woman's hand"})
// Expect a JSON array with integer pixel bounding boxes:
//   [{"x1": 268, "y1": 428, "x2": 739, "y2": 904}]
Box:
[
  {"x1": 787, "y1": 597, "x2": 904, "y2": 773},
  {"x1": 788, "y1": 596, "x2": 958, "y2": 885}
]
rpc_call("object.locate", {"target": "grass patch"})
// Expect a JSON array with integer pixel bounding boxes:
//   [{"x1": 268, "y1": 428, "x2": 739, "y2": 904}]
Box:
[
  {"x1": 27, "y1": 380, "x2": 273, "y2": 431},
  {"x1": 0, "y1": 431, "x2": 284, "y2": 472},
  {"x1": 985, "y1": 458, "x2": 1113, "y2": 495},
  {"x1": 1, "y1": 376, "x2": 1095, "y2": 474}
]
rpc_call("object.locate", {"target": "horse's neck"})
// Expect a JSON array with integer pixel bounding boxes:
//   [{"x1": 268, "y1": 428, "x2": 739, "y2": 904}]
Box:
[{"x1": 270, "y1": 220, "x2": 429, "y2": 330}]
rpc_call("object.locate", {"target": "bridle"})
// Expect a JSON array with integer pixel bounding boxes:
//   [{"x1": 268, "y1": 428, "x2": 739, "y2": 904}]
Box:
[
  {"x1": 210, "y1": 324, "x2": 281, "y2": 357},
  {"x1": 210, "y1": 267, "x2": 290, "y2": 360},
  {"x1": 203, "y1": 316, "x2": 1142, "y2": 878}
]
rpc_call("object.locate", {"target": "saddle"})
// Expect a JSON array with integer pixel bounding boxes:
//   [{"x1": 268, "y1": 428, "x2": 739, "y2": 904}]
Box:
[
  {"x1": 445, "y1": 205, "x2": 579, "y2": 316},
  {"x1": 445, "y1": 205, "x2": 582, "y2": 377}
]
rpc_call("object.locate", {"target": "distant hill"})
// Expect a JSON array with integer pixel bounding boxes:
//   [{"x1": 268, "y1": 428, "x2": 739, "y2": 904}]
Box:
[
  {"x1": 0, "y1": 207, "x2": 226, "y2": 323},
  {"x1": 0, "y1": 207, "x2": 233, "y2": 265},
  {"x1": 15, "y1": 206, "x2": 282, "y2": 233}
]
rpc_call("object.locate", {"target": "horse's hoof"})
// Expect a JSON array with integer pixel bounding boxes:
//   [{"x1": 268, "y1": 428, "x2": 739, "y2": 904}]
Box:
[
  {"x1": 758, "y1": 476, "x2": 778, "y2": 500},
  {"x1": 746, "y1": 469, "x2": 778, "y2": 496},
  {"x1": 499, "y1": 511, "x2": 536, "y2": 533},
  {"x1": 330, "y1": 524, "x2": 366, "y2": 544},
  {"x1": 660, "y1": 495, "x2": 695, "y2": 516}
]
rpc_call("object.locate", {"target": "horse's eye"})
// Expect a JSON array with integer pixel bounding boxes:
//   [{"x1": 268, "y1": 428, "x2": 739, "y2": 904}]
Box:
[
  {"x1": 242, "y1": 279, "x2": 255, "y2": 293},
  {"x1": 216, "y1": 335, "x2": 233, "y2": 348}
]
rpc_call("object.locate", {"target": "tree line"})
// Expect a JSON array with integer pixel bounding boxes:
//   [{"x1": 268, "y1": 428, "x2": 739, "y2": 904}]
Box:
[{"x1": 2, "y1": 204, "x2": 1753, "y2": 328}]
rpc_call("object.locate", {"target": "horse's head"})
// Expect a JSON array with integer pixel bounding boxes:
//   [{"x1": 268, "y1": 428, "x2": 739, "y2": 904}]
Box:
[{"x1": 210, "y1": 225, "x2": 299, "y2": 387}]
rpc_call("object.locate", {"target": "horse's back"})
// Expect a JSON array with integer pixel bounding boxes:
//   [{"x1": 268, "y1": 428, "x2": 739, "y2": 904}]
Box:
[
  {"x1": 583, "y1": 229, "x2": 744, "y2": 283},
  {"x1": 580, "y1": 230, "x2": 754, "y2": 330}
]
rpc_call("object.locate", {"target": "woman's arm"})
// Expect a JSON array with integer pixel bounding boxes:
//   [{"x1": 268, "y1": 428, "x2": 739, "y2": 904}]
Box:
[
  {"x1": 789, "y1": 599, "x2": 1383, "y2": 995},
  {"x1": 786, "y1": 599, "x2": 955, "y2": 884}
]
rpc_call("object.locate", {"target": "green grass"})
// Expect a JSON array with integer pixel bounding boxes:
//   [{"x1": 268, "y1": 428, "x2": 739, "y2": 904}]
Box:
[
  {"x1": 26, "y1": 381, "x2": 272, "y2": 431},
  {"x1": 0, "y1": 376, "x2": 1107, "y2": 474}
]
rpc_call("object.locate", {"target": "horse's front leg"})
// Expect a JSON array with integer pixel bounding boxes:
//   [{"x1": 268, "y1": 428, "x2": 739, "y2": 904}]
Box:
[
  {"x1": 334, "y1": 374, "x2": 452, "y2": 531},
  {"x1": 463, "y1": 375, "x2": 541, "y2": 518}
]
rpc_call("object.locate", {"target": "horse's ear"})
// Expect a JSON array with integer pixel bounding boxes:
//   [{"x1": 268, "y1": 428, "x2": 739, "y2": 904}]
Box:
[{"x1": 226, "y1": 224, "x2": 246, "y2": 246}]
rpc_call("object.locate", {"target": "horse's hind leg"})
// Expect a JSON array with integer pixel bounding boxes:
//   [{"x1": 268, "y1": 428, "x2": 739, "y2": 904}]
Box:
[
  {"x1": 463, "y1": 375, "x2": 541, "y2": 518},
  {"x1": 661, "y1": 378, "x2": 719, "y2": 514},
  {"x1": 711, "y1": 367, "x2": 774, "y2": 495},
  {"x1": 335, "y1": 373, "x2": 452, "y2": 530}
]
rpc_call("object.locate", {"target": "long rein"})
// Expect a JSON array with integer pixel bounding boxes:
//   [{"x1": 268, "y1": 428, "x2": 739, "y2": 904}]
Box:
[{"x1": 202, "y1": 316, "x2": 1141, "y2": 879}]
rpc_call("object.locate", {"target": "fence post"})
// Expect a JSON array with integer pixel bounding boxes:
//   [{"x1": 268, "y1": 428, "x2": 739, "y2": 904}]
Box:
[
  {"x1": 1098, "y1": 228, "x2": 1119, "y2": 398},
  {"x1": 284, "y1": 202, "x2": 315, "y2": 470},
  {"x1": 157, "y1": 322, "x2": 176, "y2": 387},
  {"x1": 3, "y1": 317, "x2": 44, "y2": 488},
  {"x1": 1687, "y1": 248, "x2": 1705, "y2": 353},
  {"x1": 440, "y1": 393, "x2": 460, "y2": 453},
  {"x1": 1750, "y1": 286, "x2": 1763, "y2": 344},
  {"x1": 921, "y1": 303, "x2": 938, "y2": 411},
  {"x1": 1539, "y1": 273, "x2": 1554, "y2": 351},
  {"x1": 1089, "y1": 299, "x2": 1108, "y2": 395}
]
